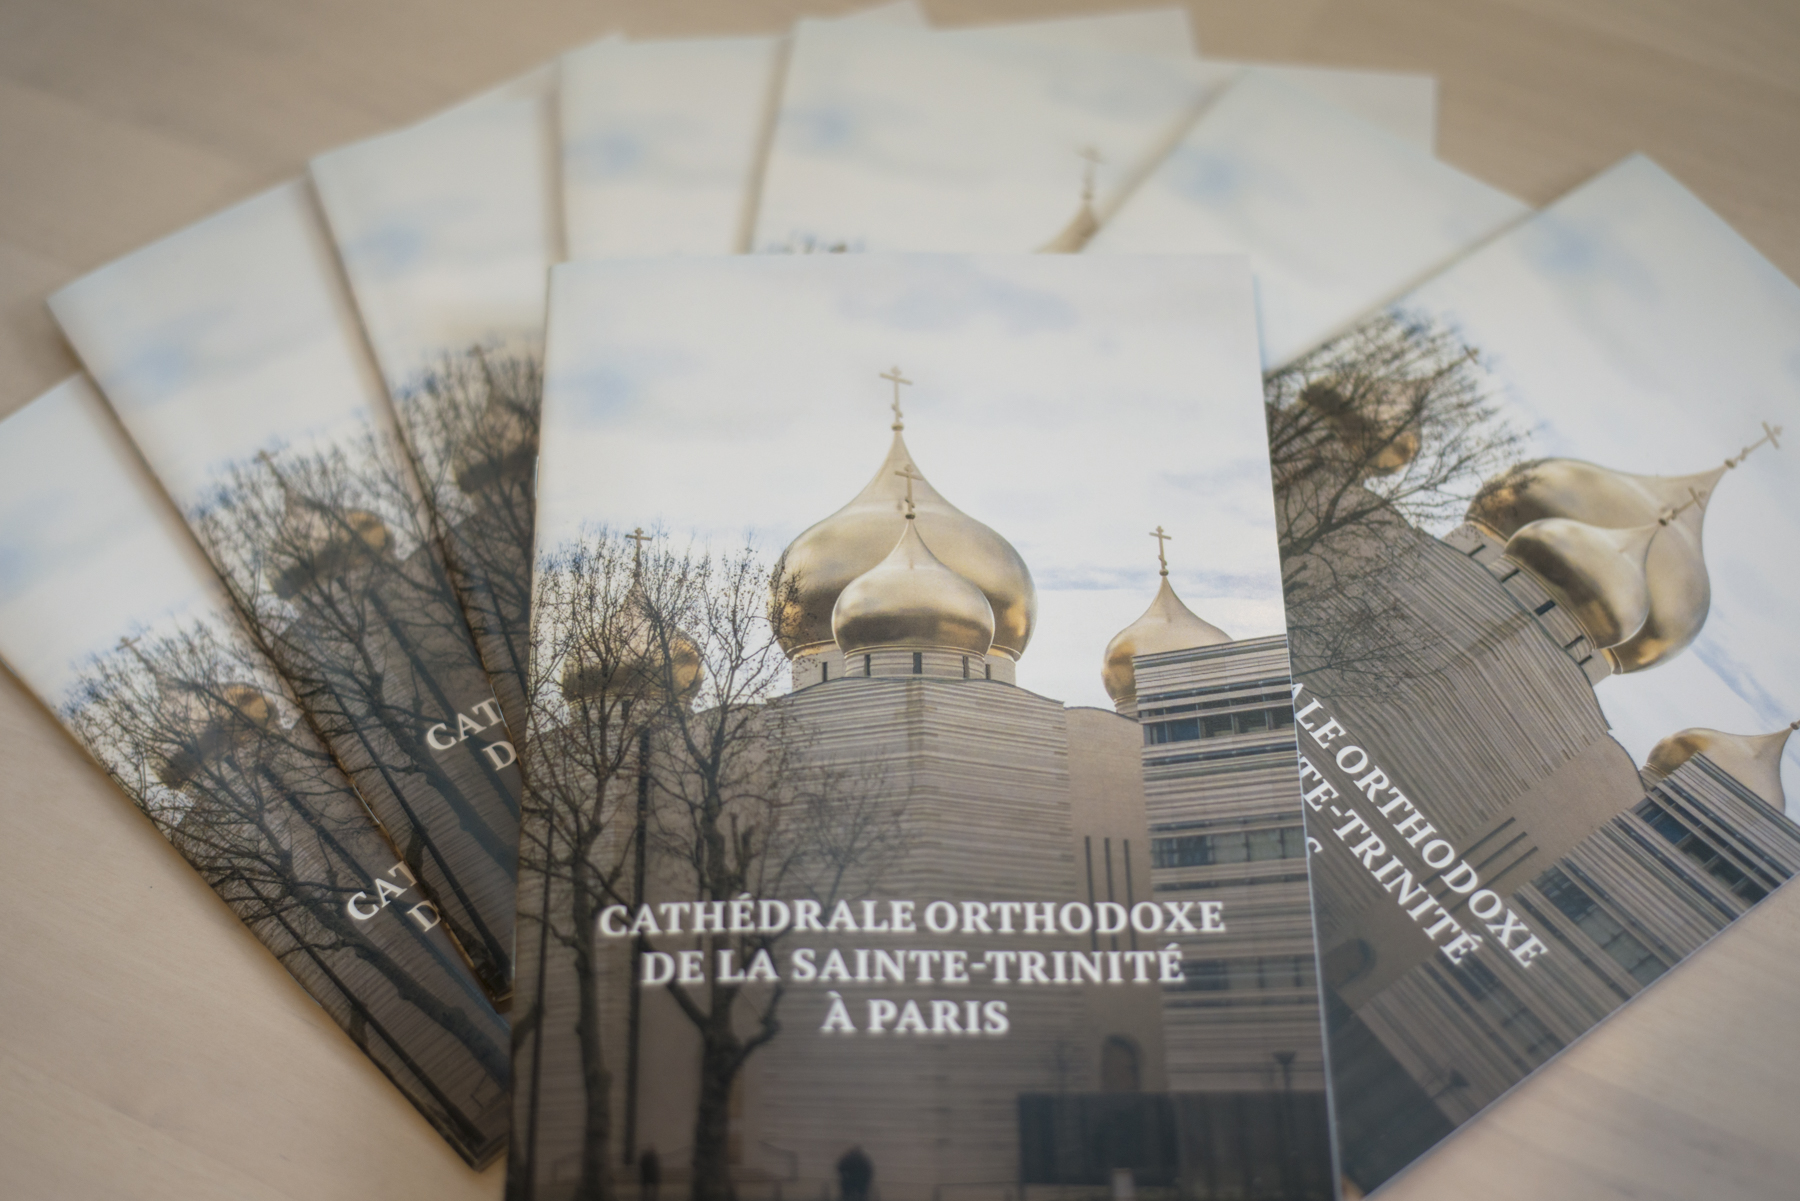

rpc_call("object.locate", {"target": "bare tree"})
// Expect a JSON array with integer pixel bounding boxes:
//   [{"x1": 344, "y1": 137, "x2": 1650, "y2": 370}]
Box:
[
  {"x1": 513, "y1": 529, "x2": 658, "y2": 1201},
  {"x1": 1264, "y1": 309, "x2": 1528, "y2": 691},
  {"x1": 512, "y1": 531, "x2": 908, "y2": 1201},
  {"x1": 65, "y1": 620, "x2": 510, "y2": 1161},
  {"x1": 189, "y1": 427, "x2": 521, "y2": 995},
  {"x1": 393, "y1": 345, "x2": 542, "y2": 728},
  {"x1": 636, "y1": 540, "x2": 907, "y2": 1201}
]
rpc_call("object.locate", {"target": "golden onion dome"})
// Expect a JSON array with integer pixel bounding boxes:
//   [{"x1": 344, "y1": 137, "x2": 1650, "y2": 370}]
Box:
[
  {"x1": 1467, "y1": 457, "x2": 1730, "y2": 674},
  {"x1": 1503, "y1": 518, "x2": 1656, "y2": 650},
  {"x1": 773, "y1": 428, "x2": 1035, "y2": 660},
  {"x1": 1103, "y1": 576, "x2": 1231, "y2": 708},
  {"x1": 831, "y1": 519, "x2": 995, "y2": 658},
  {"x1": 1644, "y1": 721, "x2": 1799, "y2": 810},
  {"x1": 561, "y1": 581, "x2": 703, "y2": 705}
]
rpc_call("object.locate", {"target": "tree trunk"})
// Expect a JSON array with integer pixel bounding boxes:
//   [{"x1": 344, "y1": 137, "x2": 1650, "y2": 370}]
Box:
[
  {"x1": 575, "y1": 880, "x2": 614, "y2": 1201},
  {"x1": 689, "y1": 1001, "x2": 741, "y2": 1201}
]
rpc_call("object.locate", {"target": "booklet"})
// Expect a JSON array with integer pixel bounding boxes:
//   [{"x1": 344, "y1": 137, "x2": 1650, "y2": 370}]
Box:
[
  {"x1": 312, "y1": 66, "x2": 562, "y2": 730},
  {"x1": 558, "y1": 8, "x2": 1193, "y2": 259},
  {"x1": 753, "y1": 18, "x2": 1440, "y2": 256},
  {"x1": 510, "y1": 254, "x2": 1335, "y2": 1199},
  {"x1": 1266, "y1": 154, "x2": 1800, "y2": 1193},
  {"x1": 1088, "y1": 69, "x2": 1529, "y2": 367},
  {"x1": 0, "y1": 376, "x2": 510, "y2": 1166},
  {"x1": 49, "y1": 181, "x2": 522, "y2": 1001}
]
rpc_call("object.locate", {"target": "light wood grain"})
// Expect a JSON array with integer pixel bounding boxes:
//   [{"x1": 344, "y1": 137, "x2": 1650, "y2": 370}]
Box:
[{"x1": 0, "y1": 2, "x2": 1795, "y2": 1197}]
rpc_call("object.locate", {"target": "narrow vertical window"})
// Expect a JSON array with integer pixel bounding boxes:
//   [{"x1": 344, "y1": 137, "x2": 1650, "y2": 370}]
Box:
[
  {"x1": 864, "y1": 654, "x2": 872, "y2": 677},
  {"x1": 962, "y1": 655, "x2": 970, "y2": 678},
  {"x1": 912, "y1": 651, "x2": 923, "y2": 675},
  {"x1": 821, "y1": 662, "x2": 828, "y2": 684},
  {"x1": 985, "y1": 662, "x2": 992, "y2": 680}
]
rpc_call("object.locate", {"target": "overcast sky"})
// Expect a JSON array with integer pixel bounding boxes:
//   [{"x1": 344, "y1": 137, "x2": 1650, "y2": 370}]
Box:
[
  {"x1": 1400, "y1": 155, "x2": 1800, "y2": 814},
  {"x1": 312, "y1": 70, "x2": 558, "y2": 390},
  {"x1": 538, "y1": 253, "x2": 1282, "y2": 711},
  {"x1": 0, "y1": 378, "x2": 222, "y2": 705},
  {"x1": 49, "y1": 182, "x2": 390, "y2": 515}
]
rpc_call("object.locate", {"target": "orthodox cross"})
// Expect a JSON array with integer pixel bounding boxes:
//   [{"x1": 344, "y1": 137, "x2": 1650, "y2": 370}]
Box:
[
  {"x1": 627, "y1": 527, "x2": 653, "y2": 568},
  {"x1": 894, "y1": 464, "x2": 925, "y2": 519},
  {"x1": 1149, "y1": 525, "x2": 1172, "y2": 576},
  {"x1": 1656, "y1": 485, "x2": 1711, "y2": 529},
  {"x1": 1725, "y1": 421, "x2": 1784, "y2": 469},
  {"x1": 881, "y1": 366, "x2": 912, "y2": 431}
]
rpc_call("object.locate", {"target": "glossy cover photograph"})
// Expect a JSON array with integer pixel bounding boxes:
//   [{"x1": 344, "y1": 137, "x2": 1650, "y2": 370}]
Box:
[
  {"x1": 1265, "y1": 155, "x2": 1800, "y2": 1195},
  {"x1": 0, "y1": 378, "x2": 510, "y2": 1166},
  {"x1": 49, "y1": 182, "x2": 525, "y2": 1001},
  {"x1": 510, "y1": 253, "x2": 1334, "y2": 1200}
]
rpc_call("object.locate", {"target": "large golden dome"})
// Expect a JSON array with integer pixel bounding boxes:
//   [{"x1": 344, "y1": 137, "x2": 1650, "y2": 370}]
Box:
[
  {"x1": 1502, "y1": 518, "x2": 1655, "y2": 650},
  {"x1": 1644, "y1": 721, "x2": 1798, "y2": 811},
  {"x1": 831, "y1": 518, "x2": 995, "y2": 658},
  {"x1": 1103, "y1": 575, "x2": 1231, "y2": 708},
  {"x1": 773, "y1": 428, "x2": 1035, "y2": 659},
  {"x1": 1467, "y1": 457, "x2": 1727, "y2": 674}
]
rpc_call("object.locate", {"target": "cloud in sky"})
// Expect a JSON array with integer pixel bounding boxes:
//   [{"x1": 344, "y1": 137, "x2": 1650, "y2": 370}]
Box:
[{"x1": 539, "y1": 253, "x2": 1280, "y2": 711}]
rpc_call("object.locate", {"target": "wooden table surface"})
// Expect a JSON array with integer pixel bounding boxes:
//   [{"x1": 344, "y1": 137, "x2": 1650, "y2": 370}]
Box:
[{"x1": 1, "y1": 2, "x2": 1796, "y2": 1197}]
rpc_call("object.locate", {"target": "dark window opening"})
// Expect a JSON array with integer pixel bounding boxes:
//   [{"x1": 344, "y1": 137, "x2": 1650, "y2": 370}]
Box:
[
  {"x1": 864, "y1": 654, "x2": 872, "y2": 677},
  {"x1": 1634, "y1": 798, "x2": 1775, "y2": 904},
  {"x1": 912, "y1": 651, "x2": 923, "y2": 675},
  {"x1": 821, "y1": 662, "x2": 828, "y2": 683},
  {"x1": 985, "y1": 662, "x2": 992, "y2": 680},
  {"x1": 1152, "y1": 825, "x2": 1305, "y2": 868},
  {"x1": 962, "y1": 655, "x2": 970, "y2": 679},
  {"x1": 1453, "y1": 957, "x2": 1564, "y2": 1058},
  {"x1": 1536, "y1": 865, "x2": 1666, "y2": 985}
]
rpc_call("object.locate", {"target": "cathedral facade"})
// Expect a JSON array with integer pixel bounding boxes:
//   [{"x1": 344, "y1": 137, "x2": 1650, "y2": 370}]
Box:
[
  {"x1": 609, "y1": 404, "x2": 1331, "y2": 1201},
  {"x1": 1283, "y1": 416, "x2": 1800, "y2": 1191}
]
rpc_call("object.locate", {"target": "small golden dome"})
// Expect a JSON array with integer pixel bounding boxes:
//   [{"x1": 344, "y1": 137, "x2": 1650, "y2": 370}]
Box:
[
  {"x1": 1504, "y1": 518, "x2": 1655, "y2": 650},
  {"x1": 1103, "y1": 577, "x2": 1231, "y2": 708},
  {"x1": 561, "y1": 581, "x2": 703, "y2": 704},
  {"x1": 1468, "y1": 457, "x2": 1728, "y2": 674},
  {"x1": 154, "y1": 683, "x2": 279, "y2": 790},
  {"x1": 1644, "y1": 721, "x2": 1798, "y2": 810},
  {"x1": 831, "y1": 519, "x2": 995, "y2": 658},
  {"x1": 1299, "y1": 382, "x2": 1421, "y2": 476},
  {"x1": 774, "y1": 429, "x2": 1034, "y2": 660}
]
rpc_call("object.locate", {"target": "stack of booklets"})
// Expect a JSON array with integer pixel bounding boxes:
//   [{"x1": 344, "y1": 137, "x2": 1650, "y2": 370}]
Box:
[{"x1": 3, "y1": 5, "x2": 1796, "y2": 1197}]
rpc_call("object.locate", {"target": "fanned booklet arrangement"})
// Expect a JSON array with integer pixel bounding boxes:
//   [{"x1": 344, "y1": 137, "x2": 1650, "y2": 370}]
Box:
[{"x1": 4, "y1": 4, "x2": 1795, "y2": 1198}]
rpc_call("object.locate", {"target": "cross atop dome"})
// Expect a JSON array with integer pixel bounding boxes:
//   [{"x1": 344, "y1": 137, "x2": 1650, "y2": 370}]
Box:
[
  {"x1": 1150, "y1": 525, "x2": 1172, "y2": 577},
  {"x1": 880, "y1": 366, "x2": 911, "y2": 431},
  {"x1": 1724, "y1": 420, "x2": 1782, "y2": 469},
  {"x1": 894, "y1": 464, "x2": 924, "y2": 518}
]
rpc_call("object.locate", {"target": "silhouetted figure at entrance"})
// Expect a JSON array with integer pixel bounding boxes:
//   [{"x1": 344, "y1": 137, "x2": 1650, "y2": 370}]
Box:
[
  {"x1": 837, "y1": 1145, "x2": 874, "y2": 1201},
  {"x1": 639, "y1": 1147, "x2": 661, "y2": 1201}
]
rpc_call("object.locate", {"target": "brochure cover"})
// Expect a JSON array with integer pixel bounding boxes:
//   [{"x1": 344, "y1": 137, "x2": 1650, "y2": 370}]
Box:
[
  {"x1": 558, "y1": 8, "x2": 1190, "y2": 259},
  {"x1": 510, "y1": 255, "x2": 1335, "y2": 1200},
  {"x1": 49, "y1": 182, "x2": 523, "y2": 1001},
  {"x1": 0, "y1": 377, "x2": 510, "y2": 1165},
  {"x1": 312, "y1": 65, "x2": 563, "y2": 729},
  {"x1": 1088, "y1": 70, "x2": 1529, "y2": 367},
  {"x1": 1265, "y1": 154, "x2": 1800, "y2": 1193},
  {"x1": 753, "y1": 18, "x2": 1439, "y2": 256}
]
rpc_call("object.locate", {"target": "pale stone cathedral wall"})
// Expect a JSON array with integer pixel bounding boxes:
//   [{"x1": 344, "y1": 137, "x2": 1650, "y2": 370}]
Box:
[
  {"x1": 1346, "y1": 750, "x2": 1800, "y2": 1129},
  {"x1": 1295, "y1": 519, "x2": 1649, "y2": 1009},
  {"x1": 1065, "y1": 705, "x2": 1169, "y2": 1093},
  {"x1": 717, "y1": 675, "x2": 1089, "y2": 1200},
  {"x1": 1134, "y1": 635, "x2": 1329, "y2": 1093}
]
